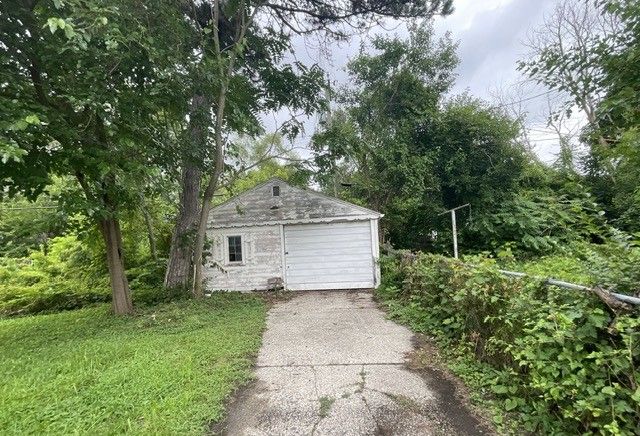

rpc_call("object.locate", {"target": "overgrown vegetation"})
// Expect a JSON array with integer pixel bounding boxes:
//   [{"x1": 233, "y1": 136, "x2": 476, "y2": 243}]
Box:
[
  {"x1": 0, "y1": 236, "x2": 110, "y2": 316},
  {"x1": 313, "y1": 9, "x2": 640, "y2": 431},
  {"x1": 1, "y1": 0, "x2": 453, "y2": 312},
  {"x1": 0, "y1": 293, "x2": 266, "y2": 434},
  {"x1": 377, "y1": 248, "x2": 640, "y2": 434},
  {"x1": 0, "y1": 0, "x2": 638, "y2": 433},
  {"x1": 312, "y1": 1, "x2": 640, "y2": 256},
  {"x1": 0, "y1": 197, "x2": 173, "y2": 317}
]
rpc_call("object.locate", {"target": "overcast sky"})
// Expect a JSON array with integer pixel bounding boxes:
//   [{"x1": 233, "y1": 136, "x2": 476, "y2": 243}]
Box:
[{"x1": 267, "y1": 0, "x2": 582, "y2": 164}]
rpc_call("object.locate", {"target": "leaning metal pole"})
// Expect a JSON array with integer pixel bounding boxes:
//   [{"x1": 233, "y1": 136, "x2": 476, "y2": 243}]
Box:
[
  {"x1": 438, "y1": 204, "x2": 470, "y2": 259},
  {"x1": 496, "y1": 268, "x2": 640, "y2": 306}
]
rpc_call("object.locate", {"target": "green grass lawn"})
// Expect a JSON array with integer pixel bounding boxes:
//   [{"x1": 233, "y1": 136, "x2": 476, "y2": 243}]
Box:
[{"x1": 0, "y1": 293, "x2": 266, "y2": 435}]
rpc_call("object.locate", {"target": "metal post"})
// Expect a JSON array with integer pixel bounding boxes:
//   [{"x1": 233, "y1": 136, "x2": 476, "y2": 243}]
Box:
[
  {"x1": 438, "y1": 204, "x2": 469, "y2": 259},
  {"x1": 451, "y1": 209, "x2": 458, "y2": 259}
]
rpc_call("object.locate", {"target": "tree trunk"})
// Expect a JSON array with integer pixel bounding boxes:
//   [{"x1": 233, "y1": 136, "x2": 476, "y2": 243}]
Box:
[
  {"x1": 192, "y1": 42, "x2": 231, "y2": 296},
  {"x1": 192, "y1": 161, "x2": 223, "y2": 298},
  {"x1": 191, "y1": 0, "x2": 253, "y2": 297},
  {"x1": 164, "y1": 163, "x2": 201, "y2": 289},
  {"x1": 164, "y1": 93, "x2": 209, "y2": 290},
  {"x1": 100, "y1": 217, "x2": 133, "y2": 315}
]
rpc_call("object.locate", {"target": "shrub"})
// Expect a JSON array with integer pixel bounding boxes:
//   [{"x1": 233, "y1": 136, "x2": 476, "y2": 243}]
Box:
[
  {"x1": 468, "y1": 190, "x2": 611, "y2": 255},
  {"x1": 0, "y1": 237, "x2": 110, "y2": 317},
  {"x1": 0, "y1": 236, "x2": 176, "y2": 317},
  {"x1": 378, "y1": 252, "x2": 640, "y2": 434},
  {"x1": 128, "y1": 259, "x2": 187, "y2": 306}
]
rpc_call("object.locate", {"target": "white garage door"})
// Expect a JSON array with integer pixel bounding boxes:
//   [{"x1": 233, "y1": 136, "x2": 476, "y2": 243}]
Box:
[{"x1": 284, "y1": 221, "x2": 375, "y2": 290}]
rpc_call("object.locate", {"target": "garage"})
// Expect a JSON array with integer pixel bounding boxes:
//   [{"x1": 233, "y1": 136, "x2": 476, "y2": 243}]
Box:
[
  {"x1": 284, "y1": 221, "x2": 376, "y2": 291},
  {"x1": 205, "y1": 177, "x2": 382, "y2": 292}
]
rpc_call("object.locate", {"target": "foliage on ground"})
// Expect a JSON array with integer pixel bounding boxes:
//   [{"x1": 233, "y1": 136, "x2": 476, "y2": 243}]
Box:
[
  {"x1": 377, "y1": 249, "x2": 640, "y2": 435},
  {"x1": 0, "y1": 293, "x2": 266, "y2": 434}
]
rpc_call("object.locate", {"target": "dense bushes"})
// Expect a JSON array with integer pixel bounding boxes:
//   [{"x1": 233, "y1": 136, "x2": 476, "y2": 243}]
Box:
[
  {"x1": 468, "y1": 191, "x2": 611, "y2": 255},
  {"x1": 0, "y1": 236, "x2": 109, "y2": 316},
  {"x1": 0, "y1": 236, "x2": 166, "y2": 317},
  {"x1": 0, "y1": 196, "x2": 68, "y2": 258},
  {"x1": 378, "y1": 251, "x2": 640, "y2": 434}
]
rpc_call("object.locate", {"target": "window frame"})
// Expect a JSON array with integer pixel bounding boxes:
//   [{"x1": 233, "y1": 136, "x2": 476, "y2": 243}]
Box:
[
  {"x1": 272, "y1": 185, "x2": 280, "y2": 197},
  {"x1": 226, "y1": 235, "x2": 243, "y2": 264}
]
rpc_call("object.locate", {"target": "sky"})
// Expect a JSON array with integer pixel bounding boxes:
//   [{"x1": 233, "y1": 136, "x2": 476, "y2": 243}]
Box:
[{"x1": 266, "y1": 0, "x2": 583, "y2": 164}]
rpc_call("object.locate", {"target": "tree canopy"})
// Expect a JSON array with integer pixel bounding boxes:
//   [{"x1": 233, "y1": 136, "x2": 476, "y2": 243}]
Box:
[{"x1": 312, "y1": 24, "x2": 533, "y2": 250}]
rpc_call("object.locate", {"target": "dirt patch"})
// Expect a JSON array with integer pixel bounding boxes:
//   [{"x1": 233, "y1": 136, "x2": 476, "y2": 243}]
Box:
[
  {"x1": 254, "y1": 289, "x2": 297, "y2": 306},
  {"x1": 208, "y1": 379, "x2": 268, "y2": 436},
  {"x1": 406, "y1": 335, "x2": 496, "y2": 435}
]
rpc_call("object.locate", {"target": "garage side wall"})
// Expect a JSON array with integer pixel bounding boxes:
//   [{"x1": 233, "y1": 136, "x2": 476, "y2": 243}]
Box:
[{"x1": 204, "y1": 225, "x2": 283, "y2": 292}]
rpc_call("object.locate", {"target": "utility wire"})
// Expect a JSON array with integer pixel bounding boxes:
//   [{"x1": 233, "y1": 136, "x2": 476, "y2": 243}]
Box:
[
  {"x1": 490, "y1": 89, "x2": 556, "y2": 109},
  {"x1": 529, "y1": 137, "x2": 565, "y2": 142}
]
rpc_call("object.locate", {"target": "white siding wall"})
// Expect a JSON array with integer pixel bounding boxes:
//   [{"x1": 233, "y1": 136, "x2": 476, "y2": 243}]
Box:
[
  {"x1": 204, "y1": 225, "x2": 282, "y2": 292},
  {"x1": 371, "y1": 218, "x2": 381, "y2": 288}
]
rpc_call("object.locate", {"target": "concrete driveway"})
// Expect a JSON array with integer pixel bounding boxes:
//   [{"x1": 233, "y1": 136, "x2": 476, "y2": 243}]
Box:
[{"x1": 218, "y1": 291, "x2": 491, "y2": 436}]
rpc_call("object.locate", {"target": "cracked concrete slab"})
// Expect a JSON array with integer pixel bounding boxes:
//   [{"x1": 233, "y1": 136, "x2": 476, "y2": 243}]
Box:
[{"x1": 216, "y1": 291, "x2": 492, "y2": 436}]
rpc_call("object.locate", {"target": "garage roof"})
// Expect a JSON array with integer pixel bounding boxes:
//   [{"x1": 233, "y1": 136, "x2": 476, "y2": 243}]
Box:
[{"x1": 208, "y1": 177, "x2": 382, "y2": 229}]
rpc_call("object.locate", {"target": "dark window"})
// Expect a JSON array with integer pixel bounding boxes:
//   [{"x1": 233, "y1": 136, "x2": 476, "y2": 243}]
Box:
[
  {"x1": 272, "y1": 185, "x2": 280, "y2": 196},
  {"x1": 228, "y1": 236, "x2": 242, "y2": 262}
]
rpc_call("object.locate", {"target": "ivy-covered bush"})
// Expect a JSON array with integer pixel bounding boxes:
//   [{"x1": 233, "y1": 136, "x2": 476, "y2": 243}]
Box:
[{"x1": 378, "y1": 251, "x2": 640, "y2": 434}]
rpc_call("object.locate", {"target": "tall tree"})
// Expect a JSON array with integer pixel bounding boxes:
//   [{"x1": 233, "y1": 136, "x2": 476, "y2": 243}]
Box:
[
  {"x1": 314, "y1": 22, "x2": 459, "y2": 204},
  {"x1": 312, "y1": 23, "x2": 459, "y2": 246},
  {"x1": 517, "y1": 0, "x2": 622, "y2": 216},
  {"x1": 163, "y1": 0, "x2": 327, "y2": 294},
  {"x1": 519, "y1": 0, "x2": 620, "y2": 134},
  {"x1": 520, "y1": 0, "x2": 640, "y2": 231},
  {"x1": 313, "y1": 25, "x2": 529, "y2": 250},
  {"x1": 0, "y1": 0, "x2": 191, "y2": 313},
  {"x1": 165, "y1": 0, "x2": 456, "y2": 295},
  {"x1": 595, "y1": 0, "x2": 640, "y2": 135},
  {"x1": 593, "y1": 0, "x2": 640, "y2": 231}
]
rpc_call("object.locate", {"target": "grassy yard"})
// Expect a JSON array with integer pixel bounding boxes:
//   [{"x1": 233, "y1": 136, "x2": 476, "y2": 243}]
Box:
[{"x1": 0, "y1": 293, "x2": 266, "y2": 435}]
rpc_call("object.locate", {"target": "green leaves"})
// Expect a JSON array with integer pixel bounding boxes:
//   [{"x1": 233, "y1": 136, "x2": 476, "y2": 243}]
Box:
[
  {"x1": 504, "y1": 398, "x2": 518, "y2": 411},
  {"x1": 491, "y1": 384, "x2": 509, "y2": 394},
  {"x1": 314, "y1": 25, "x2": 531, "y2": 252},
  {"x1": 469, "y1": 189, "x2": 613, "y2": 256},
  {"x1": 378, "y1": 251, "x2": 640, "y2": 434},
  {"x1": 24, "y1": 115, "x2": 41, "y2": 126},
  {"x1": 44, "y1": 16, "x2": 77, "y2": 41},
  {"x1": 45, "y1": 17, "x2": 67, "y2": 34},
  {"x1": 0, "y1": 141, "x2": 27, "y2": 164}
]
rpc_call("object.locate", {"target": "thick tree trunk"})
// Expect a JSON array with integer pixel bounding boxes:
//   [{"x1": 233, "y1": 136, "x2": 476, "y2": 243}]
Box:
[
  {"x1": 164, "y1": 93, "x2": 209, "y2": 290},
  {"x1": 75, "y1": 169, "x2": 133, "y2": 315},
  {"x1": 100, "y1": 217, "x2": 133, "y2": 315},
  {"x1": 164, "y1": 163, "x2": 201, "y2": 289}
]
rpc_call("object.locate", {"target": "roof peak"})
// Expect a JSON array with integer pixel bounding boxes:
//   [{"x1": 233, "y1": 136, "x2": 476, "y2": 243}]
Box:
[{"x1": 208, "y1": 176, "x2": 382, "y2": 225}]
